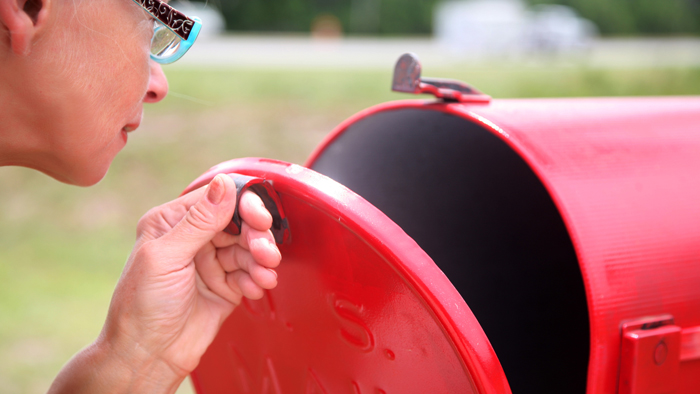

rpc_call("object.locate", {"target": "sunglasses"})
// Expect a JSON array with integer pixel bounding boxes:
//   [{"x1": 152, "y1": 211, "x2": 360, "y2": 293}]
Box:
[{"x1": 132, "y1": 0, "x2": 203, "y2": 64}]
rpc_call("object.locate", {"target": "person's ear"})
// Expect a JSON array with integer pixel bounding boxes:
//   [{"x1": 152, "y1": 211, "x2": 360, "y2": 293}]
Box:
[{"x1": 0, "y1": 0, "x2": 50, "y2": 55}]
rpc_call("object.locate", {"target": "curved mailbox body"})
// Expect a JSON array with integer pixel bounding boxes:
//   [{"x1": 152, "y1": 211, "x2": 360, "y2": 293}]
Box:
[{"x1": 186, "y1": 97, "x2": 700, "y2": 394}]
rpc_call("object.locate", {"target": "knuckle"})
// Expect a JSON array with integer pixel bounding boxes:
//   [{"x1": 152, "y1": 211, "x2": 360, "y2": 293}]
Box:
[
  {"x1": 185, "y1": 204, "x2": 216, "y2": 231},
  {"x1": 236, "y1": 248, "x2": 254, "y2": 271},
  {"x1": 136, "y1": 208, "x2": 158, "y2": 233},
  {"x1": 227, "y1": 273, "x2": 244, "y2": 296},
  {"x1": 244, "y1": 286, "x2": 264, "y2": 300},
  {"x1": 216, "y1": 245, "x2": 236, "y2": 269},
  {"x1": 134, "y1": 241, "x2": 160, "y2": 266}
]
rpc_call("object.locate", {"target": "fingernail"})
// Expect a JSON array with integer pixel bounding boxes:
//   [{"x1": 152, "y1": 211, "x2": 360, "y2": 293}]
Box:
[
  {"x1": 207, "y1": 175, "x2": 225, "y2": 205},
  {"x1": 271, "y1": 240, "x2": 282, "y2": 260},
  {"x1": 259, "y1": 237, "x2": 277, "y2": 251},
  {"x1": 268, "y1": 269, "x2": 278, "y2": 278}
]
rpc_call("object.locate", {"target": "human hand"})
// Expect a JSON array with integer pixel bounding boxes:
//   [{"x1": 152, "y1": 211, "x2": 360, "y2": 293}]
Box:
[{"x1": 48, "y1": 174, "x2": 282, "y2": 394}]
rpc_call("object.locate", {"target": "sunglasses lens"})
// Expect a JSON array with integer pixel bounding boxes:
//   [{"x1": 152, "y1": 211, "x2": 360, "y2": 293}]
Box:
[{"x1": 151, "y1": 24, "x2": 182, "y2": 59}]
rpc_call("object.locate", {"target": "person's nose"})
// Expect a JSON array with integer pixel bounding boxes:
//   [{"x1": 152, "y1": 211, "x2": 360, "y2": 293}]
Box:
[{"x1": 144, "y1": 61, "x2": 169, "y2": 103}]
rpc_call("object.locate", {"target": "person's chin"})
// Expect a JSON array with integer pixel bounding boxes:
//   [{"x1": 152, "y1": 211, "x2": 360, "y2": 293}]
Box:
[
  {"x1": 33, "y1": 166, "x2": 107, "y2": 187},
  {"x1": 53, "y1": 166, "x2": 110, "y2": 187},
  {"x1": 71, "y1": 170, "x2": 110, "y2": 187},
  {"x1": 58, "y1": 154, "x2": 116, "y2": 187},
  {"x1": 71, "y1": 134, "x2": 130, "y2": 186}
]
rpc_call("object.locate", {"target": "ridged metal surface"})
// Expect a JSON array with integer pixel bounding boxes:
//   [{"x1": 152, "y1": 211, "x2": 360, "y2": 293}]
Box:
[
  {"x1": 307, "y1": 97, "x2": 700, "y2": 392},
  {"x1": 469, "y1": 97, "x2": 700, "y2": 393}
]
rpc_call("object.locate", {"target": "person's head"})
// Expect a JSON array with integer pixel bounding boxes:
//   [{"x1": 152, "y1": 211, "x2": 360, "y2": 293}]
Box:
[{"x1": 0, "y1": 0, "x2": 195, "y2": 186}]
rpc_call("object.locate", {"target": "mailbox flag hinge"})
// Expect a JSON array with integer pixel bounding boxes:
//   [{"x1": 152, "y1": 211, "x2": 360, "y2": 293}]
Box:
[
  {"x1": 618, "y1": 315, "x2": 700, "y2": 394},
  {"x1": 391, "y1": 53, "x2": 491, "y2": 104}
]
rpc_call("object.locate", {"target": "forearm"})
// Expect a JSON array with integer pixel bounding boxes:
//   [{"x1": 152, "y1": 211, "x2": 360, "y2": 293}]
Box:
[{"x1": 48, "y1": 335, "x2": 185, "y2": 394}]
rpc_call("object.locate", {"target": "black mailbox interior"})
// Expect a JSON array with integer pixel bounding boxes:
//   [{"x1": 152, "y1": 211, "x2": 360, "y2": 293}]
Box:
[{"x1": 311, "y1": 108, "x2": 590, "y2": 393}]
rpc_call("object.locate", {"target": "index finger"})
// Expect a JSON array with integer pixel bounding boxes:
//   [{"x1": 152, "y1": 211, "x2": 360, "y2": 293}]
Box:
[{"x1": 239, "y1": 191, "x2": 274, "y2": 232}]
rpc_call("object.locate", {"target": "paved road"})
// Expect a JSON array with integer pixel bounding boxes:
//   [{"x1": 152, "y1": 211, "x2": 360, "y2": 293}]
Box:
[{"x1": 177, "y1": 35, "x2": 700, "y2": 69}]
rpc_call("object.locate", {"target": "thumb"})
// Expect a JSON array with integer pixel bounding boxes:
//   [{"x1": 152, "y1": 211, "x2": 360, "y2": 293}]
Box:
[{"x1": 158, "y1": 174, "x2": 238, "y2": 259}]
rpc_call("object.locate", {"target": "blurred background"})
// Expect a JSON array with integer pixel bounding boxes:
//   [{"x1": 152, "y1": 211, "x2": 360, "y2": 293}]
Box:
[{"x1": 1, "y1": 0, "x2": 699, "y2": 393}]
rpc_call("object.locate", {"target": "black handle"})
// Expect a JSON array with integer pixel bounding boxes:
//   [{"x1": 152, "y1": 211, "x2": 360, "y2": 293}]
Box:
[{"x1": 225, "y1": 174, "x2": 290, "y2": 244}]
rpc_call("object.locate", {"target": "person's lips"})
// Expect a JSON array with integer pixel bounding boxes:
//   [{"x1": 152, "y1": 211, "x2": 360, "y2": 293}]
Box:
[
  {"x1": 122, "y1": 124, "x2": 139, "y2": 132},
  {"x1": 121, "y1": 123, "x2": 139, "y2": 143},
  {"x1": 121, "y1": 114, "x2": 143, "y2": 143}
]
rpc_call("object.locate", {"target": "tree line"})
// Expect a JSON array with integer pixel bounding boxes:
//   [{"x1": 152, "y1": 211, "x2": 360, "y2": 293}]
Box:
[
  {"x1": 197, "y1": 0, "x2": 700, "y2": 36},
  {"x1": 529, "y1": 0, "x2": 700, "y2": 35}
]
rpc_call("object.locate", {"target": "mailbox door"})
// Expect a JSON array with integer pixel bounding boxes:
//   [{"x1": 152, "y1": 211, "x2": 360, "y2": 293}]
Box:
[{"x1": 183, "y1": 158, "x2": 511, "y2": 394}]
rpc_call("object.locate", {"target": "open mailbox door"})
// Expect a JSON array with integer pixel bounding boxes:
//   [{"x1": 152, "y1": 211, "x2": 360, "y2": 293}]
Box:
[
  {"x1": 183, "y1": 54, "x2": 700, "y2": 393},
  {"x1": 182, "y1": 158, "x2": 511, "y2": 394}
]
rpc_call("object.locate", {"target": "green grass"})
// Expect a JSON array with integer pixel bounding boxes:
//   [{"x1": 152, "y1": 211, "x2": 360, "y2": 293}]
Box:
[
  {"x1": 160, "y1": 65, "x2": 700, "y2": 110},
  {"x1": 1, "y1": 64, "x2": 699, "y2": 393}
]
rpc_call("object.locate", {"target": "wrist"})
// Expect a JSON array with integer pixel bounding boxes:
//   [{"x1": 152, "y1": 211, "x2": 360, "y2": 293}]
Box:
[
  {"x1": 93, "y1": 332, "x2": 187, "y2": 393},
  {"x1": 48, "y1": 336, "x2": 186, "y2": 394}
]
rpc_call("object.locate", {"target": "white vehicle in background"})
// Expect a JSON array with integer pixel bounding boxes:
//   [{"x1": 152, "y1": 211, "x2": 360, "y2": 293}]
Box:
[
  {"x1": 434, "y1": 0, "x2": 598, "y2": 57},
  {"x1": 528, "y1": 4, "x2": 598, "y2": 53}
]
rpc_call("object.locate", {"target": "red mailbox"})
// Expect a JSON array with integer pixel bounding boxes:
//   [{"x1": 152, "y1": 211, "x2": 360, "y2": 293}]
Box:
[{"x1": 183, "y1": 54, "x2": 700, "y2": 393}]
